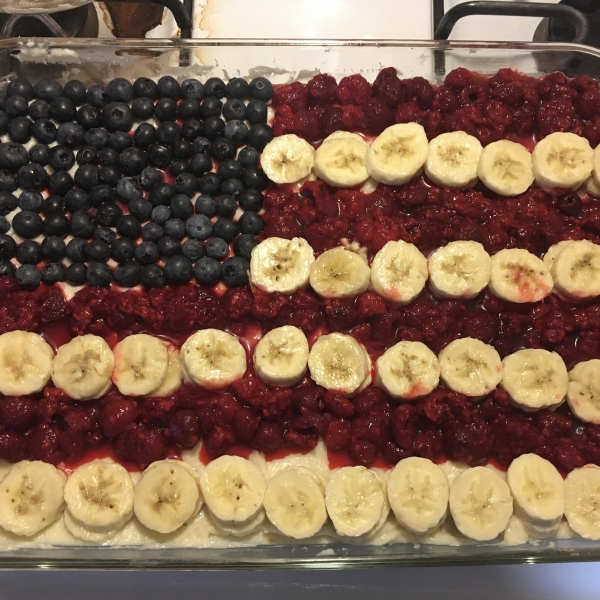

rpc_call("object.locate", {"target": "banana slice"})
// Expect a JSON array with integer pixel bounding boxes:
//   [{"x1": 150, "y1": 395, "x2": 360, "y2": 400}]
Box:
[
  {"x1": 543, "y1": 240, "x2": 574, "y2": 271},
  {"x1": 532, "y1": 131, "x2": 593, "y2": 191},
  {"x1": 370, "y1": 240, "x2": 428, "y2": 304},
  {"x1": 424, "y1": 131, "x2": 482, "y2": 189},
  {"x1": 489, "y1": 248, "x2": 553, "y2": 303},
  {"x1": 212, "y1": 509, "x2": 267, "y2": 538},
  {"x1": 324, "y1": 131, "x2": 368, "y2": 145},
  {"x1": 144, "y1": 344, "x2": 182, "y2": 397},
  {"x1": 375, "y1": 341, "x2": 440, "y2": 401},
  {"x1": 64, "y1": 462, "x2": 134, "y2": 533},
  {"x1": 507, "y1": 453, "x2": 564, "y2": 536},
  {"x1": 313, "y1": 136, "x2": 369, "y2": 188},
  {"x1": 263, "y1": 467, "x2": 327, "y2": 539},
  {"x1": 387, "y1": 457, "x2": 449, "y2": 535},
  {"x1": 308, "y1": 332, "x2": 371, "y2": 395},
  {"x1": 584, "y1": 175, "x2": 600, "y2": 197},
  {"x1": 0, "y1": 461, "x2": 66, "y2": 537},
  {"x1": 111, "y1": 333, "x2": 169, "y2": 396},
  {"x1": 253, "y1": 325, "x2": 309, "y2": 387},
  {"x1": 592, "y1": 144, "x2": 600, "y2": 189},
  {"x1": 52, "y1": 334, "x2": 114, "y2": 401},
  {"x1": 309, "y1": 246, "x2": 371, "y2": 299},
  {"x1": 250, "y1": 237, "x2": 315, "y2": 294},
  {"x1": 325, "y1": 466, "x2": 386, "y2": 537},
  {"x1": 501, "y1": 348, "x2": 568, "y2": 412},
  {"x1": 567, "y1": 359, "x2": 600, "y2": 423},
  {"x1": 477, "y1": 139, "x2": 534, "y2": 196},
  {"x1": 181, "y1": 329, "x2": 247, "y2": 389},
  {"x1": 365, "y1": 123, "x2": 429, "y2": 185},
  {"x1": 449, "y1": 466, "x2": 513, "y2": 541},
  {"x1": 428, "y1": 241, "x2": 491, "y2": 299},
  {"x1": 261, "y1": 134, "x2": 315, "y2": 184},
  {"x1": 0, "y1": 331, "x2": 54, "y2": 396},
  {"x1": 199, "y1": 455, "x2": 266, "y2": 525},
  {"x1": 439, "y1": 337, "x2": 503, "y2": 398},
  {"x1": 564, "y1": 466, "x2": 600, "y2": 540},
  {"x1": 551, "y1": 239, "x2": 600, "y2": 299},
  {"x1": 134, "y1": 459, "x2": 202, "y2": 534},
  {"x1": 64, "y1": 509, "x2": 117, "y2": 544}
]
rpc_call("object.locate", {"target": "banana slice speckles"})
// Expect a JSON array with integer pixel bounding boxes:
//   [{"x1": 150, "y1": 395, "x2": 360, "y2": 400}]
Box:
[
  {"x1": 261, "y1": 134, "x2": 315, "y2": 184},
  {"x1": 314, "y1": 136, "x2": 369, "y2": 188},
  {"x1": 477, "y1": 139, "x2": 534, "y2": 196},
  {"x1": 309, "y1": 246, "x2": 371, "y2": 299}
]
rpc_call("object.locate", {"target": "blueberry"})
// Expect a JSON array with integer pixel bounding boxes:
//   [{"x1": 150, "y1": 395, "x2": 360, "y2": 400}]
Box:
[
  {"x1": 117, "y1": 215, "x2": 141, "y2": 239},
  {"x1": 172, "y1": 140, "x2": 194, "y2": 160},
  {"x1": 146, "y1": 143, "x2": 173, "y2": 169},
  {"x1": 18, "y1": 190, "x2": 43, "y2": 212},
  {"x1": 98, "y1": 147, "x2": 119, "y2": 165},
  {"x1": 94, "y1": 227, "x2": 116, "y2": 245},
  {"x1": 16, "y1": 264, "x2": 41, "y2": 289},
  {"x1": 74, "y1": 164, "x2": 101, "y2": 192},
  {"x1": 85, "y1": 128, "x2": 109, "y2": 149},
  {"x1": 154, "y1": 98, "x2": 178, "y2": 121},
  {"x1": 215, "y1": 194, "x2": 237, "y2": 217},
  {"x1": 28, "y1": 99, "x2": 50, "y2": 120},
  {"x1": 246, "y1": 99, "x2": 268, "y2": 125},
  {"x1": 182, "y1": 239, "x2": 204, "y2": 262},
  {"x1": 111, "y1": 237, "x2": 136, "y2": 263},
  {"x1": 156, "y1": 121, "x2": 181, "y2": 146},
  {"x1": 221, "y1": 256, "x2": 249, "y2": 287},
  {"x1": 42, "y1": 213, "x2": 69, "y2": 237},
  {"x1": 116, "y1": 177, "x2": 143, "y2": 203},
  {"x1": 86, "y1": 240, "x2": 110, "y2": 262},
  {"x1": 77, "y1": 104, "x2": 101, "y2": 129},
  {"x1": 8, "y1": 117, "x2": 32, "y2": 144},
  {"x1": 119, "y1": 148, "x2": 147, "y2": 175},
  {"x1": 49, "y1": 171, "x2": 74, "y2": 196},
  {"x1": 205, "y1": 237, "x2": 228, "y2": 260},
  {"x1": 204, "y1": 78, "x2": 226, "y2": 99},
  {"x1": 0, "y1": 191, "x2": 17, "y2": 216},
  {"x1": 557, "y1": 193, "x2": 582, "y2": 216},
  {"x1": 0, "y1": 260, "x2": 15, "y2": 278},
  {"x1": 49, "y1": 97, "x2": 75, "y2": 122},
  {"x1": 222, "y1": 98, "x2": 246, "y2": 121},
  {"x1": 141, "y1": 222, "x2": 163, "y2": 243},
  {"x1": 202, "y1": 115, "x2": 225, "y2": 140},
  {"x1": 63, "y1": 80, "x2": 86, "y2": 105},
  {"x1": 180, "y1": 78, "x2": 203, "y2": 100},
  {"x1": 66, "y1": 238, "x2": 88, "y2": 262},
  {"x1": 135, "y1": 241, "x2": 159, "y2": 265},
  {"x1": 70, "y1": 210, "x2": 96, "y2": 239},
  {"x1": 168, "y1": 194, "x2": 192, "y2": 221},
  {"x1": 56, "y1": 122, "x2": 84, "y2": 148},
  {"x1": 34, "y1": 79, "x2": 63, "y2": 103},
  {"x1": 220, "y1": 178, "x2": 244, "y2": 197},
  {"x1": 0, "y1": 216, "x2": 9, "y2": 234},
  {"x1": 102, "y1": 102, "x2": 134, "y2": 132},
  {"x1": 66, "y1": 263, "x2": 87, "y2": 285},
  {"x1": 182, "y1": 119, "x2": 203, "y2": 142},
  {"x1": 114, "y1": 261, "x2": 141, "y2": 287},
  {"x1": 49, "y1": 145, "x2": 75, "y2": 171},
  {"x1": 76, "y1": 146, "x2": 98, "y2": 166},
  {"x1": 87, "y1": 262, "x2": 112, "y2": 287},
  {"x1": 41, "y1": 262, "x2": 65, "y2": 285},
  {"x1": 132, "y1": 97, "x2": 155, "y2": 120},
  {"x1": 88, "y1": 184, "x2": 115, "y2": 207},
  {"x1": 218, "y1": 159, "x2": 242, "y2": 180},
  {"x1": 210, "y1": 137, "x2": 236, "y2": 161},
  {"x1": 129, "y1": 198, "x2": 153, "y2": 222},
  {"x1": 95, "y1": 202, "x2": 122, "y2": 227},
  {"x1": 247, "y1": 124, "x2": 274, "y2": 150},
  {"x1": 164, "y1": 218, "x2": 186, "y2": 240},
  {"x1": 151, "y1": 205, "x2": 170, "y2": 226},
  {"x1": 193, "y1": 136, "x2": 211, "y2": 154},
  {"x1": 169, "y1": 161, "x2": 189, "y2": 177},
  {"x1": 0, "y1": 171, "x2": 15, "y2": 193},
  {"x1": 6, "y1": 95, "x2": 28, "y2": 117},
  {"x1": 225, "y1": 77, "x2": 249, "y2": 99},
  {"x1": 233, "y1": 234, "x2": 258, "y2": 260},
  {"x1": 165, "y1": 255, "x2": 193, "y2": 284},
  {"x1": 109, "y1": 131, "x2": 132, "y2": 152},
  {"x1": 213, "y1": 217, "x2": 238, "y2": 243},
  {"x1": 157, "y1": 76, "x2": 180, "y2": 99},
  {"x1": 149, "y1": 182, "x2": 175, "y2": 207},
  {"x1": 178, "y1": 98, "x2": 200, "y2": 120},
  {"x1": 186, "y1": 214, "x2": 213, "y2": 240},
  {"x1": 141, "y1": 263, "x2": 165, "y2": 288},
  {"x1": 41, "y1": 195, "x2": 64, "y2": 216},
  {"x1": 133, "y1": 123, "x2": 156, "y2": 148},
  {"x1": 239, "y1": 211, "x2": 264, "y2": 235},
  {"x1": 7, "y1": 79, "x2": 34, "y2": 101},
  {"x1": 195, "y1": 194, "x2": 216, "y2": 217},
  {"x1": 157, "y1": 236, "x2": 181, "y2": 258},
  {"x1": 0, "y1": 233, "x2": 16, "y2": 258},
  {"x1": 238, "y1": 146, "x2": 259, "y2": 167},
  {"x1": 133, "y1": 77, "x2": 158, "y2": 100},
  {"x1": 107, "y1": 78, "x2": 133, "y2": 103},
  {"x1": 193, "y1": 257, "x2": 220, "y2": 285},
  {"x1": 198, "y1": 173, "x2": 221, "y2": 195},
  {"x1": 189, "y1": 153, "x2": 212, "y2": 176},
  {"x1": 101, "y1": 165, "x2": 122, "y2": 187},
  {"x1": 0, "y1": 142, "x2": 28, "y2": 171},
  {"x1": 243, "y1": 166, "x2": 269, "y2": 190},
  {"x1": 200, "y1": 97, "x2": 223, "y2": 120},
  {"x1": 16, "y1": 240, "x2": 41, "y2": 265},
  {"x1": 174, "y1": 173, "x2": 197, "y2": 197},
  {"x1": 140, "y1": 167, "x2": 163, "y2": 190},
  {"x1": 249, "y1": 77, "x2": 273, "y2": 101},
  {"x1": 16, "y1": 164, "x2": 47, "y2": 192},
  {"x1": 12, "y1": 210, "x2": 42, "y2": 238}
]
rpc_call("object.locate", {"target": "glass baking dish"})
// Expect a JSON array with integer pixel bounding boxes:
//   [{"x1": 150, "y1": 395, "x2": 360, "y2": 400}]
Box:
[{"x1": 1, "y1": 37, "x2": 600, "y2": 570}]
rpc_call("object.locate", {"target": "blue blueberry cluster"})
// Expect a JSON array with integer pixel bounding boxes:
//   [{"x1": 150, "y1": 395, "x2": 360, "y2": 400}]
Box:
[{"x1": 0, "y1": 75, "x2": 275, "y2": 289}]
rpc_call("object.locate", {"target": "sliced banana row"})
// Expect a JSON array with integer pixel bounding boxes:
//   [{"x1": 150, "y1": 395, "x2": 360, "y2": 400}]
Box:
[{"x1": 261, "y1": 127, "x2": 595, "y2": 196}]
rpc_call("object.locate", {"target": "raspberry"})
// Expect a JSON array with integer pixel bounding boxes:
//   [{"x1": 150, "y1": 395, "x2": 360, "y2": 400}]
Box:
[
  {"x1": 406, "y1": 76, "x2": 435, "y2": 109},
  {"x1": 349, "y1": 439, "x2": 378, "y2": 466},
  {"x1": 340, "y1": 104, "x2": 365, "y2": 131},
  {"x1": 0, "y1": 396, "x2": 37, "y2": 430},
  {"x1": 272, "y1": 82, "x2": 307, "y2": 111},
  {"x1": 324, "y1": 418, "x2": 351, "y2": 450},
  {"x1": 233, "y1": 408, "x2": 259, "y2": 442},
  {"x1": 251, "y1": 421, "x2": 284, "y2": 451},
  {"x1": 445, "y1": 67, "x2": 475, "y2": 89},
  {"x1": 324, "y1": 297, "x2": 358, "y2": 331},
  {"x1": 319, "y1": 106, "x2": 344, "y2": 137},
  {"x1": 27, "y1": 424, "x2": 65, "y2": 465},
  {"x1": 362, "y1": 98, "x2": 395, "y2": 134},
  {"x1": 98, "y1": 398, "x2": 139, "y2": 437},
  {"x1": 112, "y1": 424, "x2": 167, "y2": 468},
  {"x1": 0, "y1": 431, "x2": 26, "y2": 462},
  {"x1": 324, "y1": 391, "x2": 355, "y2": 418},
  {"x1": 335, "y1": 74, "x2": 372, "y2": 105},
  {"x1": 394, "y1": 102, "x2": 422, "y2": 124},
  {"x1": 169, "y1": 409, "x2": 200, "y2": 449},
  {"x1": 307, "y1": 74, "x2": 338, "y2": 105},
  {"x1": 373, "y1": 67, "x2": 406, "y2": 108}
]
